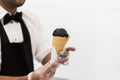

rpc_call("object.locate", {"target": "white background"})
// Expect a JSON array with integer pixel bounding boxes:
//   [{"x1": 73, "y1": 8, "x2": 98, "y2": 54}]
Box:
[{"x1": 23, "y1": 0, "x2": 120, "y2": 80}]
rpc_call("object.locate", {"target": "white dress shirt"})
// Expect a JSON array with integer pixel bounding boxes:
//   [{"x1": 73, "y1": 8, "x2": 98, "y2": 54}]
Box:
[{"x1": 0, "y1": 6, "x2": 51, "y2": 69}]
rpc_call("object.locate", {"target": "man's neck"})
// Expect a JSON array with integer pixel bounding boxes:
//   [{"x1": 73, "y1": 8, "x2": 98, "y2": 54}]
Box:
[{"x1": 0, "y1": 2, "x2": 16, "y2": 14}]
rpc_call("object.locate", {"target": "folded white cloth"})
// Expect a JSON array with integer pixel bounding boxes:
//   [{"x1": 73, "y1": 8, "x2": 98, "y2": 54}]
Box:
[{"x1": 50, "y1": 47, "x2": 58, "y2": 63}]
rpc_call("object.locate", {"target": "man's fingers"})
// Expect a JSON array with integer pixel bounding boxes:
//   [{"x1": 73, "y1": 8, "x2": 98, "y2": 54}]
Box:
[
  {"x1": 59, "y1": 47, "x2": 76, "y2": 56},
  {"x1": 42, "y1": 62, "x2": 58, "y2": 80},
  {"x1": 46, "y1": 65, "x2": 57, "y2": 78},
  {"x1": 44, "y1": 61, "x2": 58, "y2": 74},
  {"x1": 59, "y1": 51, "x2": 69, "y2": 57},
  {"x1": 64, "y1": 47, "x2": 76, "y2": 51},
  {"x1": 33, "y1": 61, "x2": 59, "y2": 80},
  {"x1": 57, "y1": 55, "x2": 69, "y2": 65}
]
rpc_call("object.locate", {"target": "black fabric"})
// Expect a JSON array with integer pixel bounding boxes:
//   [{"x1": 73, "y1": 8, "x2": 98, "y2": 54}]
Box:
[{"x1": 0, "y1": 12, "x2": 34, "y2": 76}]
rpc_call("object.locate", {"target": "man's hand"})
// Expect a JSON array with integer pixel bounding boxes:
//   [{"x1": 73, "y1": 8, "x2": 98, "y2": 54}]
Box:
[
  {"x1": 30, "y1": 47, "x2": 76, "y2": 80},
  {"x1": 57, "y1": 47, "x2": 76, "y2": 65},
  {"x1": 31, "y1": 61, "x2": 59, "y2": 80}
]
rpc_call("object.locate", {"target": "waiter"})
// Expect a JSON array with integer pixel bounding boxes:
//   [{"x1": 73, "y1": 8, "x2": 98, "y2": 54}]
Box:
[{"x1": 0, "y1": 0, "x2": 76, "y2": 80}]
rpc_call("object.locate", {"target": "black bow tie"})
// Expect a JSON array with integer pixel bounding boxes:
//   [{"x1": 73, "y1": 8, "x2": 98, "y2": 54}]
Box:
[{"x1": 3, "y1": 12, "x2": 22, "y2": 25}]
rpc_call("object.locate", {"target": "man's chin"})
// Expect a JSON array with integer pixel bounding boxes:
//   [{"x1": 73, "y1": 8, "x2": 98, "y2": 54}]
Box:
[
  {"x1": 17, "y1": 0, "x2": 25, "y2": 4},
  {"x1": 16, "y1": 0, "x2": 25, "y2": 7},
  {"x1": 14, "y1": 2, "x2": 25, "y2": 8}
]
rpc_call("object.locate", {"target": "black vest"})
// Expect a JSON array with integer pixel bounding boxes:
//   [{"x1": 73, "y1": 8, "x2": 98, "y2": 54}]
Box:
[{"x1": 0, "y1": 19, "x2": 34, "y2": 76}]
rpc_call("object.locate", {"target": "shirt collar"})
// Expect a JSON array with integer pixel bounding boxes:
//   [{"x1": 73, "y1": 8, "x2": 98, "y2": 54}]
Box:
[
  {"x1": 0, "y1": 6, "x2": 8, "y2": 20},
  {"x1": 0, "y1": 6, "x2": 22, "y2": 20}
]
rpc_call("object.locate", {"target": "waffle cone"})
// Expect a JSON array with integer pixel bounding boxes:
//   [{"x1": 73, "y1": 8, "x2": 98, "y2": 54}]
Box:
[{"x1": 52, "y1": 36, "x2": 69, "y2": 54}]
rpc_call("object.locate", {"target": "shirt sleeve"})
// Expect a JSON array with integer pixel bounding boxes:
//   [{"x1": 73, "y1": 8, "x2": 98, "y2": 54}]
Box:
[
  {"x1": 33, "y1": 18, "x2": 51, "y2": 63},
  {"x1": 21, "y1": 8, "x2": 52, "y2": 63},
  {"x1": 34, "y1": 26, "x2": 51, "y2": 63}
]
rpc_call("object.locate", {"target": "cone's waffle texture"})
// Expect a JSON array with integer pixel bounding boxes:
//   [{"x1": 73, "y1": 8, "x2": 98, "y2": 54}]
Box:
[{"x1": 52, "y1": 36, "x2": 69, "y2": 54}]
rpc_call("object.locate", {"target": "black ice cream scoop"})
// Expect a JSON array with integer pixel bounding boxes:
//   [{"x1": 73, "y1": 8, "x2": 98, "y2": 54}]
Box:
[{"x1": 52, "y1": 28, "x2": 69, "y2": 37}]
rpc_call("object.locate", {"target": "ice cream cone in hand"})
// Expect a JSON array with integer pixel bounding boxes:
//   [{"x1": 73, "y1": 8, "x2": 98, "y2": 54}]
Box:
[{"x1": 52, "y1": 28, "x2": 69, "y2": 54}]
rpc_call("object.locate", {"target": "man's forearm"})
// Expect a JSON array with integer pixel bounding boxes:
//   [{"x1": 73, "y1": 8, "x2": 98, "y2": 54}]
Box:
[
  {"x1": 42, "y1": 53, "x2": 51, "y2": 65},
  {"x1": 0, "y1": 75, "x2": 28, "y2": 80}
]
